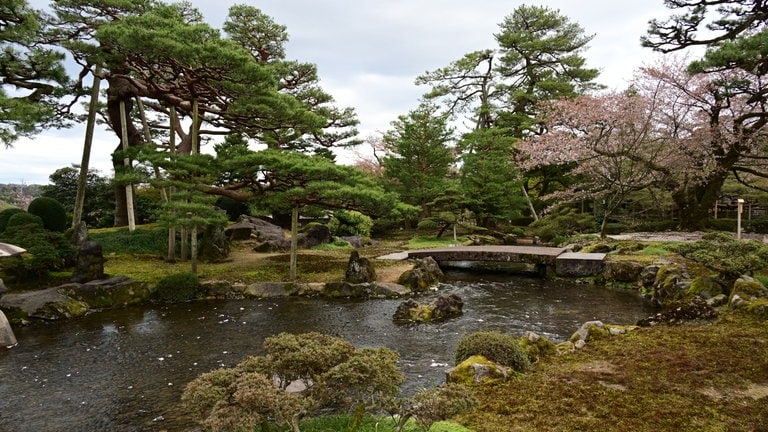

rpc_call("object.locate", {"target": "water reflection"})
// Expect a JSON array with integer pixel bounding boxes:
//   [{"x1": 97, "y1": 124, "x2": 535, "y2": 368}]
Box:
[{"x1": 0, "y1": 271, "x2": 654, "y2": 431}]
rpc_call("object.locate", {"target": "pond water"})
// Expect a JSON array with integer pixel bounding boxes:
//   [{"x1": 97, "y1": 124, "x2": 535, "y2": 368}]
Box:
[{"x1": 0, "y1": 271, "x2": 655, "y2": 432}]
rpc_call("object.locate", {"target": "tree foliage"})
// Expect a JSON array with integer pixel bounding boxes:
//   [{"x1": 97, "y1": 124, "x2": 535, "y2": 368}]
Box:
[
  {"x1": 0, "y1": 0, "x2": 73, "y2": 146},
  {"x1": 382, "y1": 103, "x2": 455, "y2": 218}
]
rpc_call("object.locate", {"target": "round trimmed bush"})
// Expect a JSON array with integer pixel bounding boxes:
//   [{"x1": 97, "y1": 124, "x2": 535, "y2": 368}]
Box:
[
  {"x1": 6, "y1": 212, "x2": 44, "y2": 231},
  {"x1": 28, "y1": 197, "x2": 68, "y2": 232},
  {"x1": 0, "y1": 208, "x2": 25, "y2": 233},
  {"x1": 454, "y1": 331, "x2": 530, "y2": 372},
  {"x1": 153, "y1": 272, "x2": 205, "y2": 303}
]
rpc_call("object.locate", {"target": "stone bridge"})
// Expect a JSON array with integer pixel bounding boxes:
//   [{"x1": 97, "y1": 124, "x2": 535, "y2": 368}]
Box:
[{"x1": 384, "y1": 245, "x2": 605, "y2": 278}]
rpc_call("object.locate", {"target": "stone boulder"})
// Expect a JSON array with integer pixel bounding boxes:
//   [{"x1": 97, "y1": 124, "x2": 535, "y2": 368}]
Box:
[
  {"x1": 70, "y1": 221, "x2": 89, "y2": 247},
  {"x1": 57, "y1": 276, "x2": 151, "y2": 309},
  {"x1": 602, "y1": 260, "x2": 644, "y2": 284},
  {"x1": 71, "y1": 240, "x2": 105, "y2": 283},
  {"x1": 644, "y1": 262, "x2": 691, "y2": 306},
  {"x1": 397, "y1": 257, "x2": 444, "y2": 292},
  {"x1": 244, "y1": 282, "x2": 297, "y2": 298},
  {"x1": 297, "y1": 224, "x2": 331, "y2": 249},
  {"x1": 225, "y1": 216, "x2": 286, "y2": 243},
  {"x1": 198, "y1": 225, "x2": 231, "y2": 262},
  {"x1": 0, "y1": 287, "x2": 88, "y2": 322},
  {"x1": 253, "y1": 239, "x2": 291, "y2": 253},
  {"x1": 0, "y1": 310, "x2": 16, "y2": 347},
  {"x1": 393, "y1": 294, "x2": 463, "y2": 323},
  {"x1": 569, "y1": 320, "x2": 637, "y2": 349},
  {"x1": 320, "y1": 282, "x2": 369, "y2": 298},
  {"x1": 688, "y1": 276, "x2": 727, "y2": 300},
  {"x1": 339, "y1": 236, "x2": 368, "y2": 248},
  {"x1": 446, "y1": 355, "x2": 512, "y2": 385},
  {"x1": 344, "y1": 250, "x2": 377, "y2": 284},
  {"x1": 729, "y1": 275, "x2": 768, "y2": 319}
]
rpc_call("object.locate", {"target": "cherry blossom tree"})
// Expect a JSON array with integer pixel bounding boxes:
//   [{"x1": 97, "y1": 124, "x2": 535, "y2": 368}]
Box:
[{"x1": 519, "y1": 90, "x2": 672, "y2": 237}]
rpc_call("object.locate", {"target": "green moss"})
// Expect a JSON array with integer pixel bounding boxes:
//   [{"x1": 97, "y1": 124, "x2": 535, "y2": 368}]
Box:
[
  {"x1": 448, "y1": 355, "x2": 512, "y2": 385},
  {"x1": 745, "y1": 297, "x2": 768, "y2": 319},
  {"x1": 519, "y1": 334, "x2": 557, "y2": 363}
]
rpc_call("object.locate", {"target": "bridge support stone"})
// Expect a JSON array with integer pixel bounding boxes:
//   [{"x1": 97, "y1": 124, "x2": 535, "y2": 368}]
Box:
[{"x1": 555, "y1": 252, "x2": 606, "y2": 277}]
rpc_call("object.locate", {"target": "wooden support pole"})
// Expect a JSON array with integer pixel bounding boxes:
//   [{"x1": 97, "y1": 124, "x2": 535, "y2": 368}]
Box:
[{"x1": 119, "y1": 101, "x2": 136, "y2": 232}]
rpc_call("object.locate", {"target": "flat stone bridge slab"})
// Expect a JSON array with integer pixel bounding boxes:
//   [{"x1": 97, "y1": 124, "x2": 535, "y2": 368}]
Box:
[{"x1": 382, "y1": 246, "x2": 605, "y2": 277}]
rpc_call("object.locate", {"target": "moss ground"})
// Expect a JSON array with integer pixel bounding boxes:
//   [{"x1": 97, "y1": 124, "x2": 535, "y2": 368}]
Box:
[{"x1": 457, "y1": 313, "x2": 768, "y2": 432}]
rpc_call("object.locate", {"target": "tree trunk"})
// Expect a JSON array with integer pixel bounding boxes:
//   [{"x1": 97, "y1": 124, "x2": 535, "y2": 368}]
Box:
[
  {"x1": 673, "y1": 172, "x2": 728, "y2": 231},
  {"x1": 73, "y1": 65, "x2": 102, "y2": 228},
  {"x1": 107, "y1": 76, "x2": 143, "y2": 227},
  {"x1": 290, "y1": 206, "x2": 298, "y2": 281}
]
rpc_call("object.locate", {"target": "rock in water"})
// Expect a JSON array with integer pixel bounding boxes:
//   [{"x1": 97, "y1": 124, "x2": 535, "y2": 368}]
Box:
[{"x1": 0, "y1": 310, "x2": 16, "y2": 347}]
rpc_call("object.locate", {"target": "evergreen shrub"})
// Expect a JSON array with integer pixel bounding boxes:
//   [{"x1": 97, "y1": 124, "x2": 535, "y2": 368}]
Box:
[
  {"x1": 0, "y1": 208, "x2": 25, "y2": 233},
  {"x1": 454, "y1": 331, "x2": 530, "y2": 373},
  {"x1": 328, "y1": 210, "x2": 374, "y2": 237},
  {"x1": 153, "y1": 272, "x2": 205, "y2": 303},
  {"x1": 27, "y1": 196, "x2": 68, "y2": 232},
  {"x1": 0, "y1": 213, "x2": 75, "y2": 282}
]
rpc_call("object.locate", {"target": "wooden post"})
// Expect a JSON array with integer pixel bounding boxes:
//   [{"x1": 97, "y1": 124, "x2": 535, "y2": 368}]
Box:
[
  {"x1": 73, "y1": 65, "x2": 102, "y2": 228},
  {"x1": 290, "y1": 206, "x2": 299, "y2": 280},
  {"x1": 167, "y1": 107, "x2": 178, "y2": 262},
  {"x1": 119, "y1": 101, "x2": 136, "y2": 232}
]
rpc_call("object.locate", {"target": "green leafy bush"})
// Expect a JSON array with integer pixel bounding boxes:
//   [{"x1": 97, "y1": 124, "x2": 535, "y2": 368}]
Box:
[
  {"x1": 182, "y1": 332, "x2": 404, "y2": 432},
  {"x1": 27, "y1": 196, "x2": 68, "y2": 232},
  {"x1": 0, "y1": 208, "x2": 25, "y2": 233},
  {"x1": 669, "y1": 232, "x2": 768, "y2": 282},
  {"x1": 454, "y1": 331, "x2": 531, "y2": 373},
  {"x1": 153, "y1": 272, "x2": 205, "y2": 303},
  {"x1": 328, "y1": 210, "x2": 374, "y2": 237},
  {"x1": 5, "y1": 211, "x2": 43, "y2": 230}
]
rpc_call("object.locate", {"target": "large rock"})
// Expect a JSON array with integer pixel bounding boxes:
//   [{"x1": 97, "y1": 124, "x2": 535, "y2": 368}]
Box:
[
  {"x1": 198, "y1": 225, "x2": 231, "y2": 262},
  {"x1": 393, "y1": 294, "x2": 463, "y2": 323},
  {"x1": 446, "y1": 355, "x2": 512, "y2": 385},
  {"x1": 297, "y1": 224, "x2": 331, "y2": 249},
  {"x1": 397, "y1": 257, "x2": 444, "y2": 291},
  {"x1": 0, "y1": 310, "x2": 16, "y2": 347},
  {"x1": 645, "y1": 262, "x2": 691, "y2": 306},
  {"x1": 225, "y1": 216, "x2": 286, "y2": 242},
  {"x1": 244, "y1": 282, "x2": 297, "y2": 298},
  {"x1": 603, "y1": 260, "x2": 644, "y2": 284},
  {"x1": 729, "y1": 275, "x2": 768, "y2": 319},
  {"x1": 0, "y1": 287, "x2": 88, "y2": 322},
  {"x1": 57, "y1": 276, "x2": 151, "y2": 309},
  {"x1": 344, "y1": 250, "x2": 377, "y2": 284},
  {"x1": 71, "y1": 240, "x2": 105, "y2": 283}
]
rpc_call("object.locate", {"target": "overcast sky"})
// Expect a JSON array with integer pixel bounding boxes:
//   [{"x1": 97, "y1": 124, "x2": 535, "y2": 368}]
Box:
[{"x1": 2, "y1": 0, "x2": 673, "y2": 185}]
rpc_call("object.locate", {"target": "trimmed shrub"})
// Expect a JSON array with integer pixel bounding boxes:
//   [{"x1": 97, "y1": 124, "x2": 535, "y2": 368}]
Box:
[
  {"x1": 6, "y1": 212, "x2": 44, "y2": 231},
  {"x1": 0, "y1": 214, "x2": 75, "y2": 282},
  {"x1": 328, "y1": 210, "x2": 374, "y2": 237},
  {"x1": 153, "y1": 272, "x2": 205, "y2": 303},
  {"x1": 0, "y1": 208, "x2": 25, "y2": 233},
  {"x1": 454, "y1": 331, "x2": 530, "y2": 373},
  {"x1": 28, "y1": 197, "x2": 68, "y2": 232}
]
